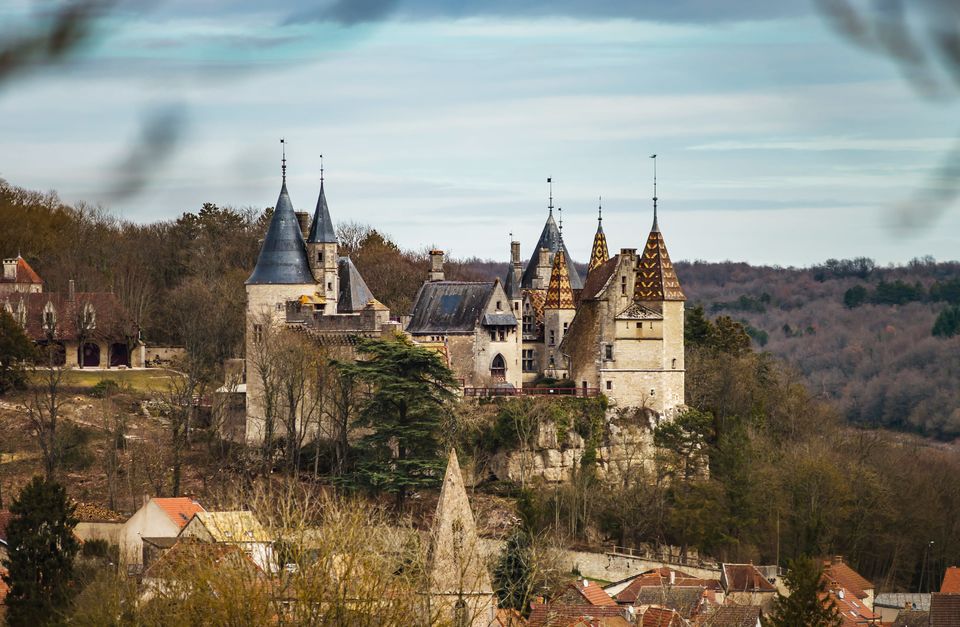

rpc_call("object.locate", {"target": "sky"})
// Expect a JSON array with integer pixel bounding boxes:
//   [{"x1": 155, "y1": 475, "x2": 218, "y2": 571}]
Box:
[{"x1": 2, "y1": 0, "x2": 960, "y2": 266}]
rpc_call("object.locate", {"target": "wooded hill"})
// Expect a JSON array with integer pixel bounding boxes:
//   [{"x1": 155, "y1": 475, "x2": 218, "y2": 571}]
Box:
[{"x1": 3, "y1": 177, "x2": 958, "y2": 438}]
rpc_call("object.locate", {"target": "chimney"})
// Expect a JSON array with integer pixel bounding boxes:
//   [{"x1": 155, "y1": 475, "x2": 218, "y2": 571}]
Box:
[
  {"x1": 620, "y1": 247, "x2": 636, "y2": 258},
  {"x1": 511, "y1": 240, "x2": 521, "y2": 265},
  {"x1": 142, "y1": 493, "x2": 151, "y2": 507},
  {"x1": 833, "y1": 555, "x2": 843, "y2": 565},
  {"x1": 68, "y1": 279, "x2": 76, "y2": 302},
  {"x1": 295, "y1": 211, "x2": 311, "y2": 239},
  {"x1": 2, "y1": 258, "x2": 16, "y2": 281},
  {"x1": 429, "y1": 250, "x2": 445, "y2": 281},
  {"x1": 538, "y1": 246, "x2": 551, "y2": 269}
]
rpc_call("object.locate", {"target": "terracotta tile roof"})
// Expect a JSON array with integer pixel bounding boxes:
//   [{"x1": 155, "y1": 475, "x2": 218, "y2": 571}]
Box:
[
  {"x1": 152, "y1": 497, "x2": 205, "y2": 529},
  {"x1": 826, "y1": 586, "x2": 878, "y2": 627},
  {"x1": 0, "y1": 256, "x2": 43, "y2": 284},
  {"x1": 930, "y1": 593, "x2": 960, "y2": 627},
  {"x1": 6, "y1": 291, "x2": 137, "y2": 342},
  {"x1": 823, "y1": 557, "x2": 874, "y2": 599},
  {"x1": 697, "y1": 605, "x2": 761, "y2": 627},
  {"x1": 722, "y1": 564, "x2": 777, "y2": 593},
  {"x1": 615, "y1": 568, "x2": 721, "y2": 605},
  {"x1": 0, "y1": 510, "x2": 11, "y2": 544},
  {"x1": 527, "y1": 603, "x2": 630, "y2": 627},
  {"x1": 569, "y1": 579, "x2": 617, "y2": 606},
  {"x1": 641, "y1": 606, "x2": 685, "y2": 627},
  {"x1": 942, "y1": 567, "x2": 960, "y2": 594}
]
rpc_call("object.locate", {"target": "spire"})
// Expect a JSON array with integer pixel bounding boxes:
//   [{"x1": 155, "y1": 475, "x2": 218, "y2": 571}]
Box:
[
  {"x1": 428, "y1": 449, "x2": 493, "y2": 598},
  {"x1": 307, "y1": 155, "x2": 336, "y2": 244},
  {"x1": 650, "y1": 154, "x2": 659, "y2": 232},
  {"x1": 246, "y1": 161, "x2": 314, "y2": 286},
  {"x1": 544, "y1": 246, "x2": 576, "y2": 310},
  {"x1": 588, "y1": 196, "x2": 609, "y2": 274}
]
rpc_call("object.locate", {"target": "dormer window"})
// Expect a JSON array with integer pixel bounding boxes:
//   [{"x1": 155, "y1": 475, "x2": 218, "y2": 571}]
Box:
[
  {"x1": 82, "y1": 303, "x2": 96, "y2": 330},
  {"x1": 42, "y1": 301, "x2": 56, "y2": 332},
  {"x1": 496, "y1": 300, "x2": 502, "y2": 311}
]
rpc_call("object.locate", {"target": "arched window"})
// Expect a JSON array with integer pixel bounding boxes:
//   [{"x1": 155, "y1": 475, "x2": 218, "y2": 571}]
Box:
[
  {"x1": 490, "y1": 354, "x2": 506, "y2": 380},
  {"x1": 42, "y1": 301, "x2": 56, "y2": 334},
  {"x1": 82, "y1": 302, "x2": 96, "y2": 331}
]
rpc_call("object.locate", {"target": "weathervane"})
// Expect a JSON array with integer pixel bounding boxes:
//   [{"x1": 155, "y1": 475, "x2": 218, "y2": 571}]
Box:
[
  {"x1": 547, "y1": 177, "x2": 553, "y2": 215},
  {"x1": 281, "y1": 138, "x2": 287, "y2": 182},
  {"x1": 320, "y1": 153, "x2": 324, "y2": 184},
  {"x1": 650, "y1": 154, "x2": 658, "y2": 226}
]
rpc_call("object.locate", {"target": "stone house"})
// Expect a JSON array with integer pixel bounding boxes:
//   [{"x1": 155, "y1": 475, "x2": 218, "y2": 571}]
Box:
[
  {"x1": 720, "y1": 564, "x2": 777, "y2": 610},
  {"x1": 178, "y1": 510, "x2": 273, "y2": 573},
  {"x1": 119, "y1": 496, "x2": 205, "y2": 568},
  {"x1": 1, "y1": 256, "x2": 142, "y2": 368},
  {"x1": 407, "y1": 251, "x2": 521, "y2": 389}
]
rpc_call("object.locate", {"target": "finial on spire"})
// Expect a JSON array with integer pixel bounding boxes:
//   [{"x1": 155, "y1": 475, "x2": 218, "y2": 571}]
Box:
[
  {"x1": 547, "y1": 177, "x2": 553, "y2": 215},
  {"x1": 598, "y1": 195, "x2": 603, "y2": 222},
  {"x1": 320, "y1": 153, "x2": 324, "y2": 184},
  {"x1": 650, "y1": 154, "x2": 658, "y2": 228},
  {"x1": 281, "y1": 138, "x2": 287, "y2": 183},
  {"x1": 558, "y1": 206, "x2": 563, "y2": 237}
]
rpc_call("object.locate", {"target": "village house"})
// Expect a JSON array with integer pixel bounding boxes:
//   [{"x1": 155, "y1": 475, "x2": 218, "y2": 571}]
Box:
[
  {"x1": 1, "y1": 255, "x2": 142, "y2": 368},
  {"x1": 178, "y1": 510, "x2": 273, "y2": 572},
  {"x1": 119, "y1": 496, "x2": 205, "y2": 569},
  {"x1": 718, "y1": 564, "x2": 777, "y2": 611}
]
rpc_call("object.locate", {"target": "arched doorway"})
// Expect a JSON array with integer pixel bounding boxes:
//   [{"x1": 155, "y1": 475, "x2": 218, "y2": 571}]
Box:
[
  {"x1": 80, "y1": 342, "x2": 100, "y2": 368},
  {"x1": 110, "y1": 343, "x2": 130, "y2": 367},
  {"x1": 490, "y1": 354, "x2": 506, "y2": 381}
]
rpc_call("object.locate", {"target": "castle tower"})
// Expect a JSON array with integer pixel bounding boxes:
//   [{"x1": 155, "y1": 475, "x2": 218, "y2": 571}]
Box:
[
  {"x1": 588, "y1": 199, "x2": 609, "y2": 274},
  {"x1": 244, "y1": 150, "x2": 317, "y2": 444},
  {"x1": 543, "y1": 244, "x2": 576, "y2": 379},
  {"x1": 427, "y1": 449, "x2": 495, "y2": 627},
  {"x1": 520, "y1": 179, "x2": 583, "y2": 290},
  {"x1": 306, "y1": 164, "x2": 338, "y2": 311}
]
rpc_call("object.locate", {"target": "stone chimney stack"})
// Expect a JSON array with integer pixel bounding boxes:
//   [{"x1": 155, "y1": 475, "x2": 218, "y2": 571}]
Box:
[
  {"x1": 295, "y1": 211, "x2": 311, "y2": 239},
  {"x1": 511, "y1": 240, "x2": 521, "y2": 265},
  {"x1": 68, "y1": 279, "x2": 76, "y2": 302},
  {"x1": 2, "y1": 258, "x2": 16, "y2": 281},
  {"x1": 429, "y1": 250, "x2": 445, "y2": 282}
]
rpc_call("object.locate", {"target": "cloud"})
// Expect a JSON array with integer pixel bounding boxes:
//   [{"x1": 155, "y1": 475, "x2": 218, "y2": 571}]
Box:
[
  {"x1": 287, "y1": 0, "x2": 809, "y2": 26},
  {"x1": 689, "y1": 137, "x2": 957, "y2": 152}
]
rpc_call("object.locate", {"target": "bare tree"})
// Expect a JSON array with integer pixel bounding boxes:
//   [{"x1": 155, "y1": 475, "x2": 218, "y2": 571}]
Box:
[{"x1": 26, "y1": 343, "x2": 70, "y2": 479}]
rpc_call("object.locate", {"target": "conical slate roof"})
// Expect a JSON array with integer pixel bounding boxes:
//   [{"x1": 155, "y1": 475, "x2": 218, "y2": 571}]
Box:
[
  {"x1": 246, "y1": 182, "x2": 315, "y2": 285},
  {"x1": 428, "y1": 449, "x2": 493, "y2": 596},
  {"x1": 336, "y1": 256, "x2": 374, "y2": 313},
  {"x1": 306, "y1": 181, "x2": 337, "y2": 244},
  {"x1": 588, "y1": 214, "x2": 609, "y2": 274},
  {"x1": 544, "y1": 247, "x2": 576, "y2": 310},
  {"x1": 635, "y1": 217, "x2": 685, "y2": 301},
  {"x1": 520, "y1": 212, "x2": 583, "y2": 290}
]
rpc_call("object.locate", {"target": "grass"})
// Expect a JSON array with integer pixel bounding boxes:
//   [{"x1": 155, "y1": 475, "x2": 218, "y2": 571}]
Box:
[{"x1": 58, "y1": 368, "x2": 178, "y2": 393}]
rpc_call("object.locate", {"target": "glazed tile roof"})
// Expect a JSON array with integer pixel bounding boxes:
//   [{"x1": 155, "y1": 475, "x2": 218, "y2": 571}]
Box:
[
  {"x1": 152, "y1": 497, "x2": 205, "y2": 529},
  {"x1": 544, "y1": 248, "x2": 576, "y2": 310},
  {"x1": 588, "y1": 214, "x2": 610, "y2": 275},
  {"x1": 246, "y1": 181, "x2": 315, "y2": 285},
  {"x1": 942, "y1": 567, "x2": 960, "y2": 593},
  {"x1": 521, "y1": 211, "x2": 583, "y2": 290},
  {"x1": 635, "y1": 221, "x2": 684, "y2": 302}
]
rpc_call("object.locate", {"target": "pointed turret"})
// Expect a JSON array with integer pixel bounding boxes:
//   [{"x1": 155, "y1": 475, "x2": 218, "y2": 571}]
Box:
[
  {"x1": 428, "y1": 449, "x2": 495, "y2": 626},
  {"x1": 635, "y1": 168, "x2": 685, "y2": 301},
  {"x1": 544, "y1": 246, "x2": 575, "y2": 310},
  {"x1": 246, "y1": 180, "x2": 314, "y2": 285},
  {"x1": 588, "y1": 199, "x2": 609, "y2": 274},
  {"x1": 306, "y1": 180, "x2": 336, "y2": 244},
  {"x1": 306, "y1": 156, "x2": 340, "y2": 305},
  {"x1": 520, "y1": 180, "x2": 583, "y2": 290}
]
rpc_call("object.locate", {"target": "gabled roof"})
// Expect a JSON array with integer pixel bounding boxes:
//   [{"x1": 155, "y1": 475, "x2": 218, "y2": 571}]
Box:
[
  {"x1": 721, "y1": 564, "x2": 776, "y2": 593},
  {"x1": 0, "y1": 256, "x2": 43, "y2": 284},
  {"x1": 641, "y1": 606, "x2": 685, "y2": 627},
  {"x1": 588, "y1": 214, "x2": 609, "y2": 274},
  {"x1": 246, "y1": 181, "x2": 315, "y2": 285},
  {"x1": 563, "y1": 579, "x2": 617, "y2": 606},
  {"x1": 942, "y1": 566, "x2": 960, "y2": 593},
  {"x1": 545, "y1": 248, "x2": 576, "y2": 310},
  {"x1": 407, "y1": 281, "x2": 504, "y2": 335},
  {"x1": 827, "y1": 585, "x2": 878, "y2": 627},
  {"x1": 8, "y1": 291, "x2": 137, "y2": 342},
  {"x1": 616, "y1": 302, "x2": 663, "y2": 321},
  {"x1": 893, "y1": 609, "x2": 931, "y2": 627},
  {"x1": 503, "y1": 262, "x2": 523, "y2": 300},
  {"x1": 152, "y1": 497, "x2": 205, "y2": 529},
  {"x1": 635, "y1": 220, "x2": 684, "y2": 302},
  {"x1": 613, "y1": 568, "x2": 720, "y2": 605},
  {"x1": 186, "y1": 511, "x2": 270, "y2": 542},
  {"x1": 521, "y1": 212, "x2": 583, "y2": 290},
  {"x1": 306, "y1": 181, "x2": 337, "y2": 244},
  {"x1": 428, "y1": 449, "x2": 492, "y2": 596},
  {"x1": 823, "y1": 558, "x2": 873, "y2": 599},
  {"x1": 142, "y1": 539, "x2": 262, "y2": 581},
  {"x1": 337, "y1": 256, "x2": 374, "y2": 313},
  {"x1": 580, "y1": 255, "x2": 618, "y2": 301},
  {"x1": 629, "y1": 587, "x2": 704, "y2": 618}
]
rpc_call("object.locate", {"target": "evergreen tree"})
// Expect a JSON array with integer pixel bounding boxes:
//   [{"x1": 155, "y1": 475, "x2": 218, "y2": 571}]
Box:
[
  {"x1": 493, "y1": 528, "x2": 534, "y2": 615},
  {"x1": 0, "y1": 309, "x2": 34, "y2": 395},
  {"x1": 843, "y1": 284, "x2": 868, "y2": 309},
  {"x1": 336, "y1": 336, "x2": 457, "y2": 508},
  {"x1": 932, "y1": 305, "x2": 960, "y2": 338},
  {"x1": 684, "y1": 305, "x2": 713, "y2": 348},
  {"x1": 1, "y1": 476, "x2": 79, "y2": 626},
  {"x1": 762, "y1": 556, "x2": 842, "y2": 627}
]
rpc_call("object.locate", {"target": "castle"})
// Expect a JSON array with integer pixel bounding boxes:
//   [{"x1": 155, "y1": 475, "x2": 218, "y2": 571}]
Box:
[{"x1": 240, "y1": 159, "x2": 685, "y2": 444}]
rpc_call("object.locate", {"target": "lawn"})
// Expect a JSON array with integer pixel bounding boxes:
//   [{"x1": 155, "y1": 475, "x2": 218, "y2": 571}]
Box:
[{"x1": 59, "y1": 368, "x2": 178, "y2": 393}]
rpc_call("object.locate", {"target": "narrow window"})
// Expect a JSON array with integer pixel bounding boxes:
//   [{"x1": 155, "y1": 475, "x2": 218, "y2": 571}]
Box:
[
  {"x1": 606, "y1": 380, "x2": 612, "y2": 390},
  {"x1": 496, "y1": 300, "x2": 502, "y2": 310},
  {"x1": 317, "y1": 252, "x2": 323, "y2": 263},
  {"x1": 621, "y1": 276, "x2": 627, "y2": 295},
  {"x1": 604, "y1": 344, "x2": 613, "y2": 360},
  {"x1": 671, "y1": 358, "x2": 677, "y2": 369},
  {"x1": 498, "y1": 328, "x2": 506, "y2": 341},
  {"x1": 490, "y1": 331, "x2": 496, "y2": 341},
  {"x1": 637, "y1": 322, "x2": 642, "y2": 329},
  {"x1": 549, "y1": 329, "x2": 555, "y2": 346},
  {"x1": 327, "y1": 282, "x2": 333, "y2": 291},
  {"x1": 253, "y1": 324, "x2": 263, "y2": 343}
]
